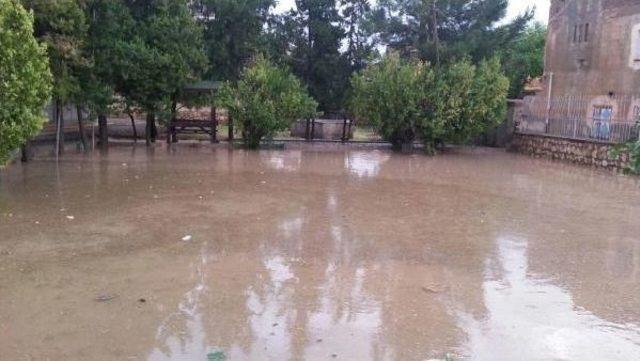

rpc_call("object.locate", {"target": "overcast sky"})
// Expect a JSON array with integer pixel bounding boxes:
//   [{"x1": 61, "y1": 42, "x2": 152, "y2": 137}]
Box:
[{"x1": 275, "y1": 0, "x2": 551, "y2": 24}]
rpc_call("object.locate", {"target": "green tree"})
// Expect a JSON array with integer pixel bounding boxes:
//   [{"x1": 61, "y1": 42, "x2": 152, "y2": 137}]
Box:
[
  {"x1": 340, "y1": 0, "x2": 377, "y2": 73},
  {"x1": 375, "y1": 0, "x2": 533, "y2": 64},
  {"x1": 217, "y1": 56, "x2": 317, "y2": 148},
  {"x1": 347, "y1": 53, "x2": 428, "y2": 150},
  {"x1": 22, "y1": 0, "x2": 88, "y2": 155},
  {"x1": 348, "y1": 53, "x2": 508, "y2": 152},
  {"x1": 286, "y1": 0, "x2": 348, "y2": 112},
  {"x1": 0, "y1": 0, "x2": 52, "y2": 164},
  {"x1": 420, "y1": 57, "x2": 509, "y2": 146},
  {"x1": 500, "y1": 22, "x2": 546, "y2": 98},
  {"x1": 117, "y1": 0, "x2": 208, "y2": 145},
  {"x1": 191, "y1": 0, "x2": 275, "y2": 81},
  {"x1": 77, "y1": 0, "x2": 136, "y2": 148}
]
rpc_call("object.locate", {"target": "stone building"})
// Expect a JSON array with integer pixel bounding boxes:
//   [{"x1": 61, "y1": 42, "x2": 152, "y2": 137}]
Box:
[
  {"x1": 545, "y1": 0, "x2": 640, "y2": 98},
  {"x1": 519, "y1": 0, "x2": 640, "y2": 142}
]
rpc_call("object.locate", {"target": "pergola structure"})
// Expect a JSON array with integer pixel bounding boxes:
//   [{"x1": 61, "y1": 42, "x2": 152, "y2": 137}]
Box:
[{"x1": 167, "y1": 81, "x2": 234, "y2": 143}]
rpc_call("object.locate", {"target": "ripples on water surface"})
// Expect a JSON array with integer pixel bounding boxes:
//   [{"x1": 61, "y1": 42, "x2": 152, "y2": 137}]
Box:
[{"x1": 0, "y1": 145, "x2": 639, "y2": 360}]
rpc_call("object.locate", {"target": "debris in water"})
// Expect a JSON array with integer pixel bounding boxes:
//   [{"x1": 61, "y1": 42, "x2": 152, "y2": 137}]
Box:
[
  {"x1": 182, "y1": 235, "x2": 192, "y2": 242},
  {"x1": 207, "y1": 351, "x2": 226, "y2": 361},
  {"x1": 421, "y1": 285, "x2": 443, "y2": 294},
  {"x1": 66, "y1": 215, "x2": 75, "y2": 220},
  {"x1": 138, "y1": 298, "x2": 146, "y2": 303},
  {"x1": 272, "y1": 323, "x2": 278, "y2": 327},
  {"x1": 331, "y1": 354, "x2": 338, "y2": 358},
  {"x1": 95, "y1": 294, "x2": 118, "y2": 302}
]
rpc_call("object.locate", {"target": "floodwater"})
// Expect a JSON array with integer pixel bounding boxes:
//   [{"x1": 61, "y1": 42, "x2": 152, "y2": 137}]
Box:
[{"x1": 1, "y1": 144, "x2": 639, "y2": 361}]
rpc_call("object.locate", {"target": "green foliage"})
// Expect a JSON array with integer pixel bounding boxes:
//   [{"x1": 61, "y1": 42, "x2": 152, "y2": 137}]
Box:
[
  {"x1": 347, "y1": 53, "x2": 427, "y2": 148},
  {"x1": 612, "y1": 140, "x2": 640, "y2": 175},
  {"x1": 21, "y1": 0, "x2": 87, "y2": 103},
  {"x1": 0, "y1": 0, "x2": 52, "y2": 164},
  {"x1": 116, "y1": 0, "x2": 208, "y2": 116},
  {"x1": 375, "y1": 0, "x2": 533, "y2": 64},
  {"x1": 500, "y1": 23, "x2": 546, "y2": 98},
  {"x1": 78, "y1": 0, "x2": 135, "y2": 116},
  {"x1": 191, "y1": 0, "x2": 274, "y2": 81},
  {"x1": 348, "y1": 53, "x2": 509, "y2": 152},
  {"x1": 275, "y1": 0, "x2": 349, "y2": 112},
  {"x1": 217, "y1": 56, "x2": 317, "y2": 148}
]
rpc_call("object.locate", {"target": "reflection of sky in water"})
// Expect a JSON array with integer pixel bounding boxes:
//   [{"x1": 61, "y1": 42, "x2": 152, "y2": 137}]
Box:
[
  {"x1": 264, "y1": 151, "x2": 302, "y2": 172},
  {"x1": 458, "y1": 238, "x2": 640, "y2": 361},
  {"x1": 148, "y1": 249, "x2": 211, "y2": 361},
  {"x1": 304, "y1": 265, "x2": 387, "y2": 360},
  {"x1": 236, "y1": 256, "x2": 296, "y2": 360},
  {"x1": 344, "y1": 151, "x2": 390, "y2": 178}
]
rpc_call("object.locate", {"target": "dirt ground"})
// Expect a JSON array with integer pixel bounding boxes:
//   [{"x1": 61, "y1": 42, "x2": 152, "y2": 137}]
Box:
[{"x1": 1, "y1": 144, "x2": 639, "y2": 360}]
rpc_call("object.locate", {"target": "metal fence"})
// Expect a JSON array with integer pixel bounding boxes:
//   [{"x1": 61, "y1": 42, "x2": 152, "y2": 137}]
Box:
[{"x1": 516, "y1": 94, "x2": 640, "y2": 143}]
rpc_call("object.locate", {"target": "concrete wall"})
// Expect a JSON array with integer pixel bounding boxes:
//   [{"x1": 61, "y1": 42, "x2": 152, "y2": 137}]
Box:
[
  {"x1": 290, "y1": 119, "x2": 353, "y2": 140},
  {"x1": 511, "y1": 133, "x2": 630, "y2": 171}
]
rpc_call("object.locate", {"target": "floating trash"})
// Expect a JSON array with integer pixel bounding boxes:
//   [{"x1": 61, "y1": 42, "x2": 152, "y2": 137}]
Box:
[
  {"x1": 95, "y1": 294, "x2": 118, "y2": 302},
  {"x1": 182, "y1": 235, "x2": 192, "y2": 242}
]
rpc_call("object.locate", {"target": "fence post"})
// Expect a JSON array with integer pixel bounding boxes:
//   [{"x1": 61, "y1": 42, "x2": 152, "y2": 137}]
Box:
[
  {"x1": 342, "y1": 115, "x2": 347, "y2": 142},
  {"x1": 310, "y1": 118, "x2": 316, "y2": 140},
  {"x1": 305, "y1": 118, "x2": 311, "y2": 141}
]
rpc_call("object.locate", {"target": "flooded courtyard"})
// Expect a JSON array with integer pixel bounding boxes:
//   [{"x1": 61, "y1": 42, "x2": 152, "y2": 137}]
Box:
[{"x1": 1, "y1": 145, "x2": 639, "y2": 361}]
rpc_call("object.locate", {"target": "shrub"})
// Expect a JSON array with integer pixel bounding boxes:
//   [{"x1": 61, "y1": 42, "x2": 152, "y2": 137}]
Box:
[
  {"x1": 217, "y1": 56, "x2": 317, "y2": 148},
  {"x1": 347, "y1": 53, "x2": 430, "y2": 150},
  {"x1": 612, "y1": 140, "x2": 640, "y2": 175},
  {"x1": 348, "y1": 53, "x2": 509, "y2": 153},
  {"x1": 0, "y1": 0, "x2": 52, "y2": 164}
]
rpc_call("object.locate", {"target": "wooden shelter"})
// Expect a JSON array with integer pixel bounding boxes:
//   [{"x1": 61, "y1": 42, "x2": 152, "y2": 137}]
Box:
[{"x1": 167, "y1": 81, "x2": 234, "y2": 143}]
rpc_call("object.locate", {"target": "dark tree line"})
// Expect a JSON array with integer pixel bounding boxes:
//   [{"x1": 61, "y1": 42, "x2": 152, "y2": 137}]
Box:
[{"x1": 14, "y1": 0, "x2": 545, "y2": 152}]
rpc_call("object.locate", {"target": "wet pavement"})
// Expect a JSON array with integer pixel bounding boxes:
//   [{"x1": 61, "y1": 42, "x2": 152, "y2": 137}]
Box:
[{"x1": 0, "y1": 144, "x2": 639, "y2": 361}]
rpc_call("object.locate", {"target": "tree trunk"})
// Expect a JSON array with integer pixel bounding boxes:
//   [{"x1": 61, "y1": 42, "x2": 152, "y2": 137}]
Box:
[
  {"x1": 98, "y1": 114, "x2": 108, "y2": 150},
  {"x1": 21, "y1": 143, "x2": 30, "y2": 162},
  {"x1": 128, "y1": 111, "x2": 138, "y2": 141},
  {"x1": 55, "y1": 100, "x2": 65, "y2": 156},
  {"x1": 77, "y1": 105, "x2": 88, "y2": 152},
  {"x1": 145, "y1": 112, "x2": 156, "y2": 146}
]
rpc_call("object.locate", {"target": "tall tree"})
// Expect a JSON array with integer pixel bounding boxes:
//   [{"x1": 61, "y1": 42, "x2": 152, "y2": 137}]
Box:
[
  {"x1": 340, "y1": 0, "x2": 377, "y2": 73},
  {"x1": 117, "y1": 0, "x2": 208, "y2": 145},
  {"x1": 191, "y1": 0, "x2": 275, "y2": 81},
  {"x1": 287, "y1": 0, "x2": 347, "y2": 112},
  {"x1": 78, "y1": 0, "x2": 136, "y2": 148},
  {"x1": 22, "y1": 0, "x2": 88, "y2": 155},
  {"x1": 376, "y1": 0, "x2": 533, "y2": 64},
  {"x1": 0, "y1": 0, "x2": 52, "y2": 164}
]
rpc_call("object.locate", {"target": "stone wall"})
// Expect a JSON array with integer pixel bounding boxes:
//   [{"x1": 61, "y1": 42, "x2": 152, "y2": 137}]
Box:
[{"x1": 511, "y1": 133, "x2": 630, "y2": 171}]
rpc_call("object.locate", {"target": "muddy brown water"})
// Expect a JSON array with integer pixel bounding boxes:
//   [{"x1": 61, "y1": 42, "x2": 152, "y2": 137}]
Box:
[{"x1": 1, "y1": 144, "x2": 639, "y2": 361}]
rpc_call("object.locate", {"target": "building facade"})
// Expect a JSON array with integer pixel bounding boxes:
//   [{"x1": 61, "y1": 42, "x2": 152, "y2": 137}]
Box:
[{"x1": 519, "y1": 0, "x2": 640, "y2": 143}]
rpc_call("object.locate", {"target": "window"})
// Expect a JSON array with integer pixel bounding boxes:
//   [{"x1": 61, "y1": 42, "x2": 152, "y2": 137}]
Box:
[
  {"x1": 584, "y1": 23, "x2": 589, "y2": 42},
  {"x1": 635, "y1": 30, "x2": 640, "y2": 62},
  {"x1": 572, "y1": 23, "x2": 590, "y2": 43},
  {"x1": 578, "y1": 24, "x2": 583, "y2": 42},
  {"x1": 592, "y1": 106, "x2": 613, "y2": 140},
  {"x1": 629, "y1": 24, "x2": 640, "y2": 70}
]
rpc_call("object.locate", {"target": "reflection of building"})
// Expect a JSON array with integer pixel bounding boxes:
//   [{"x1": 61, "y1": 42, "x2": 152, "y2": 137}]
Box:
[{"x1": 519, "y1": 0, "x2": 640, "y2": 143}]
